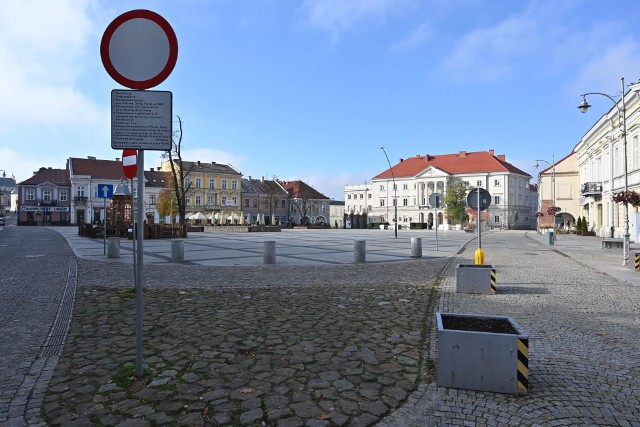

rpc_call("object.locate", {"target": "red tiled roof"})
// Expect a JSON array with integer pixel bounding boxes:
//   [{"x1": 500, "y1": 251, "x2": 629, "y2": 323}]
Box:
[
  {"x1": 373, "y1": 151, "x2": 530, "y2": 179},
  {"x1": 19, "y1": 168, "x2": 70, "y2": 186},
  {"x1": 69, "y1": 157, "x2": 126, "y2": 179},
  {"x1": 279, "y1": 180, "x2": 330, "y2": 200}
]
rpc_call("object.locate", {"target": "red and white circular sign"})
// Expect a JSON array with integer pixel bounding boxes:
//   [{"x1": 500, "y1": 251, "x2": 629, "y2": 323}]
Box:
[
  {"x1": 101, "y1": 9, "x2": 178, "y2": 90},
  {"x1": 122, "y1": 149, "x2": 138, "y2": 179}
]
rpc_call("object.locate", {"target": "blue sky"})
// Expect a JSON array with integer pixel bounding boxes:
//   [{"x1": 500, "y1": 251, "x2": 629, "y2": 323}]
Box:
[{"x1": 2, "y1": 0, "x2": 640, "y2": 200}]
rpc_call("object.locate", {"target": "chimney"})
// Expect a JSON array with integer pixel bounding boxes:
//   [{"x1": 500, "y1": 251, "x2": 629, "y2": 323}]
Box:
[
  {"x1": 149, "y1": 167, "x2": 154, "y2": 172},
  {"x1": 197, "y1": 160, "x2": 201, "y2": 166},
  {"x1": 399, "y1": 158, "x2": 404, "y2": 163},
  {"x1": 459, "y1": 150, "x2": 466, "y2": 157},
  {"x1": 261, "y1": 176, "x2": 264, "y2": 182},
  {"x1": 489, "y1": 149, "x2": 494, "y2": 156},
  {"x1": 498, "y1": 154, "x2": 506, "y2": 161},
  {"x1": 248, "y1": 176, "x2": 251, "y2": 181}
]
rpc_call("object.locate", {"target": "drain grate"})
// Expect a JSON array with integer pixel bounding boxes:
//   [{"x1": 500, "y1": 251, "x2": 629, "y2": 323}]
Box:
[{"x1": 39, "y1": 258, "x2": 77, "y2": 358}]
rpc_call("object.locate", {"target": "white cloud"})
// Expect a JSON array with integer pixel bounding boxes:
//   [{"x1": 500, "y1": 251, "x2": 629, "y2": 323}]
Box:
[
  {"x1": 0, "y1": 0, "x2": 104, "y2": 130},
  {"x1": 390, "y1": 21, "x2": 431, "y2": 51},
  {"x1": 296, "y1": 0, "x2": 406, "y2": 38}
]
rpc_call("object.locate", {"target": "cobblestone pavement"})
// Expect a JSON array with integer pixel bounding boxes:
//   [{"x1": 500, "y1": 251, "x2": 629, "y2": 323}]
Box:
[
  {"x1": 42, "y1": 255, "x2": 450, "y2": 426},
  {"x1": 0, "y1": 226, "x2": 75, "y2": 426},
  {"x1": 5, "y1": 226, "x2": 640, "y2": 426},
  {"x1": 379, "y1": 231, "x2": 640, "y2": 426}
]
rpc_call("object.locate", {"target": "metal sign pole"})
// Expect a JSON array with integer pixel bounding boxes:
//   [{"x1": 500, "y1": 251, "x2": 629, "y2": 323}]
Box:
[
  {"x1": 135, "y1": 151, "x2": 145, "y2": 377},
  {"x1": 103, "y1": 198, "x2": 107, "y2": 255},
  {"x1": 435, "y1": 207, "x2": 438, "y2": 251},
  {"x1": 478, "y1": 188, "x2": 482, "y2": 249}
]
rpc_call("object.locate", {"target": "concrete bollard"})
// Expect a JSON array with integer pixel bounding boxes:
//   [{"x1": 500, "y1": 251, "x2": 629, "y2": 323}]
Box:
[
  {"x1": 263, "y1": 241, "x2": 276, "y2": 264},
  {"x1": 171, "y1": 239, "x2": 184, "y2": 262},
  {"x1": 354, "y1": 240, "x2": 366, "y2": 263},
  {"x1": 411, "y1": 237, "x2": 422, "y2": 258},
  {"x1": 107, "y1": 237, "x2": 120, "y2": 258}
]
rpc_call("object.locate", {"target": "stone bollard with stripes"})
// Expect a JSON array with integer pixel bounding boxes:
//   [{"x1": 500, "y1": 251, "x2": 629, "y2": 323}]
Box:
[
  {"x1": 263, "y1": 241, "x2": 276, "y2": 265},
  {"x1": 411, "y1": 237, "x2": 422, "y2": 258},
  {"x1": 354, "y1": 240, "x2": 366, "y2": 263}
]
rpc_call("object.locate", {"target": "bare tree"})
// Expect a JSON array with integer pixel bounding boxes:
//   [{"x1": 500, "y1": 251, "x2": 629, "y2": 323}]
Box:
[{"x1": 162, "y1": 115, "x2": 194, "y2": 224}]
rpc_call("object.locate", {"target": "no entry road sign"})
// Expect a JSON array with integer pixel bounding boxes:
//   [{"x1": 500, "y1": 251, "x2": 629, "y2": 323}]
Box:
[{"x1": 122, "y1": 149, "x2": 138, "y2": 179}]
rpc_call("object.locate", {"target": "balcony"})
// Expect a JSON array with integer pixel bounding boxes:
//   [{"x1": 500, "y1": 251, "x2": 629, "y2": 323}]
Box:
[
  {"x1": 74, "y1": 196, "x2": 88, "y2": 204},
  {"x1": 581, "y1": 182, "x2": 602, "y2": 196}
]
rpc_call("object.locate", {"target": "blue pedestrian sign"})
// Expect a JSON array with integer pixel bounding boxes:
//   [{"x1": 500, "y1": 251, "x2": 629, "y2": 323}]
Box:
[{"x1": 98, "y1": 183, "x2": 114, "y2": 198}]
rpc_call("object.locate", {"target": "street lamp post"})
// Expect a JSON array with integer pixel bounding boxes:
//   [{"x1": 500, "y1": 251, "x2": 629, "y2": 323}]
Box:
[
  {"x1": 535, "y1": 156, "x2": 556, "y2": 234},
  {"x1": 380, "y1": 147, "x2": 398, "y2": 239},
  {"x1": 578, "y1": 77, "x2": 630, "y2": 266}
]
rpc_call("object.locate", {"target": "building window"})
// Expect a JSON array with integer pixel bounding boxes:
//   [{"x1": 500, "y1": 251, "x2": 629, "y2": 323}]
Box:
[
  {"x1": 403, "y1": 184, "x2": 408, "y2": 190},
  {"x1": 195, "y1": 178, "x2": 202, "y2": 189},
  {"x1": 494, "y1": 179, "x2": 501, "y2": 186},
  {"x1": 60, "y1": 191, "x2": 67, "y2": 202},
  {"x1": 633, "y1": 135, "x2": 638, "y2": 170},
  {"x1": 221, "y1": 196, "x2": 227, "y2": 205},
  {"x1": 149, "y1": 195, "x2": 156, "y2": 205},
  {"x1": 195, "y1": 195, "x2": 201, "y2": 206},
  {"x1": 232, "y1": 180, "x2": 238, "y2": 190},
  {"x1": 403, "y1": 199, "x2": 408, "y2": 206},
  {"x1": 232, "y1": 197, "x2": 238, "y2": 206},
  {"x1": 209, "y1": 179, "x2": 215, "y2": 189},
  {"x1": 222, "y1": 180, "x2": 228, "y2": 190},
  {"x1": 43, "y1": 190, "x2": 52, "y2": 202},
  {"x1": 244, "y1": 199, "x2": 249, "y2": 207},
  {"x1": 281, "y1": 200, "x2": 286, "y2": 208},
  {"x1": 360, "y1": 194, "x2": 364, "y2": 199},
  {"x1": 393, "y1": 199, "x2": 397, "y2": 206},
  {"x1": 380, "y1": 199, "x2": 385, "y2": 207},
  {"x1": 77, "y1": 186, "x2": 85, "y2": 197},
  {"x1": 494, "y1": 196, "x2": 500, "y2": 205},
  {"x1": 494, "y1": 215, "x2": 500, "y2": 223},
  {"x1": 368, "y1": 193, "x2": 371, "y2": 199},
  {"x1": 348, "y1": 194, "x2": 351, "y2": 199},
  {"x1": 393, "y1": 183, "x2": 397, "y2": 190},
  {"x1": 380, "y1": 185, "x2": 385, "y2": 191},
  {"x1": 477, "y1": 180, "x2": 482, "y2": 187},
  {"x1": 27, "y1": 189, "x2": 35, "y2": 200},
  {"x1": 463, "y1": 181, "x2": 469, "y2": 187},
  {"x1": 185, "y1": 177, "x2": 191, "y2": 188},
  {"x1": 186, "y1": 197, "x2": 191, "y2": 206},
  {"x1": 253, "y1": 199, "x2": 258, "y2": 208}
]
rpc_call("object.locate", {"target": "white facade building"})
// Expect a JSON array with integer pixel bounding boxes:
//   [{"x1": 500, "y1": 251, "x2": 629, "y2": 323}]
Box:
[
  {"x1": 574, "y1": 86, "x2": 640, "y2": 240},
  {"x1": 345, "y1": 150, "x2": 535, "y2": 230}
]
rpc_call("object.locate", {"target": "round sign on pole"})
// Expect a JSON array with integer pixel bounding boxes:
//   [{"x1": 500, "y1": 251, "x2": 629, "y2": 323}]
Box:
[
  {"x1": 467, "y1": 188, "x2": 491, "y2": 211},
  {"x1": 101, "y1": 9, "x2": 178, "y2": 90},
  {"x1": 429, "y1": 193, "x2": 443, "y2": 208},
  {"x1": 123, "y1": 149, "x2": 138, "y2": 179}
]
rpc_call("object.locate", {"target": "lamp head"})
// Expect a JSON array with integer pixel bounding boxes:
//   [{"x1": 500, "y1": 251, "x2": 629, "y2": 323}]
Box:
[{"x1": 578, "y1": 96, "x2": 591, "y2": 113}]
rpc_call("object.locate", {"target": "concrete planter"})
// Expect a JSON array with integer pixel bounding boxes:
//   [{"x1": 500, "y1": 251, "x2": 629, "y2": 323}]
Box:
[
  {"x1": 455, "y1": 264, "x2": 496, "y2": 294},
  {"x1": 436, "y1": 312, "x2": 529, "y2": 394}
]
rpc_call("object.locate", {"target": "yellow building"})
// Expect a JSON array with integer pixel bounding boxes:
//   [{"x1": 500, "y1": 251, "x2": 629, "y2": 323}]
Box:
[{"x1": 161, "y1": 160, "x2": 242, "y2": 224}]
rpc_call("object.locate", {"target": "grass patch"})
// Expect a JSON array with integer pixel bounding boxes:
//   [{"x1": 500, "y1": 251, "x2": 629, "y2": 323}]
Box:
[{"x1": 113, "y1": 362, "x2": 137, "y2": 388}]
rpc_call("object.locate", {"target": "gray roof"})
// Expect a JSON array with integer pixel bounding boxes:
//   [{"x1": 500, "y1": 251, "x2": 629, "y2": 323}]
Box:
[
  {"x1": 241, "y1": 178, "x2": 288, "y2": 196},
  {"x1": 180, "y1": 160, "x2": 242, "y2": 176}
]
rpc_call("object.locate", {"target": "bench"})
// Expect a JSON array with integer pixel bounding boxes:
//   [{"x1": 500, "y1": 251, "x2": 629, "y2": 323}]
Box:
[{"x1": 602, "y1": 238, "x2": 624, "y2": 249}]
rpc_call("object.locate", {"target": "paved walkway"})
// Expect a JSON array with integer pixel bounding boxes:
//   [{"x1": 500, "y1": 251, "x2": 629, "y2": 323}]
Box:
[{"x1": 3, "y1": 225, "x2": 640, "y2": 426}]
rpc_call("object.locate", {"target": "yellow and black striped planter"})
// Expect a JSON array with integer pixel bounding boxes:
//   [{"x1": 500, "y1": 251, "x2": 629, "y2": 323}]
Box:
[{"x1": 437, "y1": 312, "x2": 529, "y2": 394}]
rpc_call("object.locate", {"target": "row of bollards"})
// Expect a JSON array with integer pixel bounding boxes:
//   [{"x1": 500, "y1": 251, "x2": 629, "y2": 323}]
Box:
[{"x1": 107, "y1": 237, "x2": 425, "y2": 265}]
